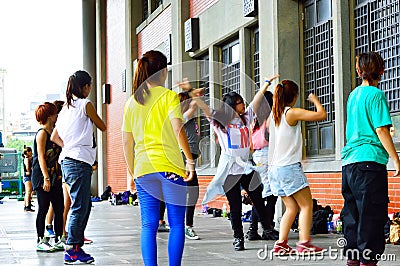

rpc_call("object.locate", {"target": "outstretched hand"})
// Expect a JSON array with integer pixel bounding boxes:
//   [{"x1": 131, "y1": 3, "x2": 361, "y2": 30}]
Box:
[{"x1": 177, "y1": 78, "x2": 204, "y2": 97}]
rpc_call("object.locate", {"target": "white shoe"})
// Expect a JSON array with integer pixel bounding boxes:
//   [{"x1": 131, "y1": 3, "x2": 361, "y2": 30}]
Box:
[{"x1": 36, "y1": 238, "x2": 55, "y2": 252}]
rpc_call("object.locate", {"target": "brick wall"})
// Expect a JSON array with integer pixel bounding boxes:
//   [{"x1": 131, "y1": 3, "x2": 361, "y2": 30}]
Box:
[
  {"x1": 189, "y1": 0, "x2": 219, "y2": 18},
  {"x1": 198, "y1": 172, "x2": 400, "y2": 214},
  {"x1": 137, "y1": 5, "x2": 172, "y2": 57},
  {"x1": 105, "y1": 0, "x2": 129, "y2": 194}
]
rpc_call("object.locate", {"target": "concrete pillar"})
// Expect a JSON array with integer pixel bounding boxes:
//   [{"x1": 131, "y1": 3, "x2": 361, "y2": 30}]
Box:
[
  {"x1": 332, "y1": 1, "x2": 351, "y2": 160},
  {"x1": 94, "y1": 0, "x2": 107, "y2": 197},
  {"x1": 239, "y1": 28, "x2": 253, "y2": 103},
  {"x1": 82, "y1": 0, "x2": 99, "y2": 196},
  {"x1": 209, "y1": 46, "x2": 220, "y2": 168},
  {"x1": 170, "y1": 0, "x2": 195, "y2": 90}
]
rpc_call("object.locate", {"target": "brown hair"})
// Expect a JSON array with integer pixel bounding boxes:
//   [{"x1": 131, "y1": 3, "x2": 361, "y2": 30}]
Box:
[
  {"x1": 53, "y1": 100, "x2": 65, "y2": 114},
  {"x1": 178, "y1": 91, "x2": 191, "y2": 113},
  {"x1": 133, "y1": 50, "x2": 167, "y2": 105},
  {"x1": 272, "y1": 80, "x2": 299, "y2": 126},
  {"x1": 35, "y1": 102, "x2": 57, "y2": 125},
  {"x1": 356, "y1": 52, "x2": 385, "y2": 84}
]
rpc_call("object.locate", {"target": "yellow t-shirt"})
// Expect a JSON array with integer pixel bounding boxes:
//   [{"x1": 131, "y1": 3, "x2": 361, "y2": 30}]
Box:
[{"x1": 122, "y1": 86, "x2": 186, "y2": 178}]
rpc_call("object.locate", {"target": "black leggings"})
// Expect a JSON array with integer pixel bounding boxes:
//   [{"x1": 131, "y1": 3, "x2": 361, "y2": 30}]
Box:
[
  {"x1": 223, "y1": 171, "x2": 268, "y2": 238},
  {"x1": 250, "y1": 195, "x2": 278, "y2": 230},
  {"x1": 36, "y1": 184, "x2": 64, "y2": 240}
]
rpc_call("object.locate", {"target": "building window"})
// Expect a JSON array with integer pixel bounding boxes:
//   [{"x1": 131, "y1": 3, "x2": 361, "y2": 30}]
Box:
[
  {"x1": 152, "y1": 0, "x2": 163, "y2": 12},
  {"x1": 221, "y1": 40, "x2": 240, "y2": 96},
  {"x1": 143, "y1": 0, "x2": 149, "y2": 20},
  {"x1": 303, "y1": 0, "x2": 334, "y2": 156},
  {"x1": 198, "y1": 55, "x2": 210, "y2": 166},
  {"x1": 354, "y1": 0, "x2": 400, "y2": 148},
  {"x1": 253, "y1": 28, "x2": 260, "y2": 93}
]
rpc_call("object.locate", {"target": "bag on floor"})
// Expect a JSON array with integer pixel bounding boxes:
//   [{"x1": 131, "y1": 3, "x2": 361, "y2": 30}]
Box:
[{"x1": 389, "y1": 218, "x2": 400, "y2": 244}]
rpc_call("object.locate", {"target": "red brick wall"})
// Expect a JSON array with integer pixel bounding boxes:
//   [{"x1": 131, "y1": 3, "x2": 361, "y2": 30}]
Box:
[
  {"x1": 105, "y1": 0, "x2": 128, "y2": 194},
  {"x1": 190, "y1": 0, "x2": 219, "y2": 18},
  {"x1": 137, "y1": 5, "x2": 172, "y2": 57},
  {"x1": 198, "y1": 172, "x2": 400, "y2": 214}
]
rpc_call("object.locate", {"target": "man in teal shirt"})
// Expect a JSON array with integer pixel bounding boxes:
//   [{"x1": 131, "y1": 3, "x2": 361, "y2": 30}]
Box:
[{"x1": 341, "y1": 52, "x2": 400, "y2": 266}]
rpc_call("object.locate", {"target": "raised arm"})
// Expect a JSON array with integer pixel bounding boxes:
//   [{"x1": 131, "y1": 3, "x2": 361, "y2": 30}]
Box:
[
  {"x1": 178, "y1": 78, "x2": 211, "y2": 118},
  {"x1": 286, "y1": 93, "x2": 327, "y2": 126},
  {"x1": 251, "y1": 74, "x2": 279, "y2": 113}
]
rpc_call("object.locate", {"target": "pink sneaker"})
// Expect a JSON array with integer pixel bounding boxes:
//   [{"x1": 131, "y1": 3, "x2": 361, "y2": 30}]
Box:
[
  {"x1": 84, "y1": 237, "x2": 93, "y2": 244},
  {"x1": 296, "y1": 240, "x2": 326, "y2": 254},
  {"x1": 273, "y1": 240, "x2": 296, "y2": 256}
]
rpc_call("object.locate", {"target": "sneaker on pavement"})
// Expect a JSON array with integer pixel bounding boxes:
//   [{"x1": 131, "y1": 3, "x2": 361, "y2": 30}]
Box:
[
  {"x1": 296, "y1": 240, "x2": 326, "y2": 255},
  {"x1": 273, "y1": 240, "x2": 296, "y2": 256},
  {"x1": 233, "y1": 237, "x2": 245, "y2": 251},
  {"x1": 44, "y1": 224, "x2": 56, "y2": 238},
  {"x1": 24, "y1": 205, "x2": 35, "y2": 212},
  {"x1": 53, "y1": 235, "x2": 66, "y2": 251},
  {"x1": 185, "y1": 226, "x2": 200, "y2": 240},
  {"x1": 64, "y1": 246, "x2": 95, "y2": 264},
  {"x1": 84, "y1": 237, "x2": 93, "y2": 244},
  {"x1": 158, "y1": 222, "x2": 170, "y2": 232},
  {"x1": 36, "y1": 237, "x2": 55, "y2": 252},
  {"x1": 246, "y1": 227, "x2": 262, "y2": 241}
]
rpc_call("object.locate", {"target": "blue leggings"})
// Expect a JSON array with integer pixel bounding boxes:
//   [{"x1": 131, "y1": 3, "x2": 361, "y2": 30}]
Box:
[{"x1": 135, "y1": 172, "x2": 187, "y2": 266}]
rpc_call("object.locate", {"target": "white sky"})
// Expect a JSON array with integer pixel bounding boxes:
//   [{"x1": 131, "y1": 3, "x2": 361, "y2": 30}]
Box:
[{"x1": 0, "y1": 0, "x2": 83, "y2": 115}]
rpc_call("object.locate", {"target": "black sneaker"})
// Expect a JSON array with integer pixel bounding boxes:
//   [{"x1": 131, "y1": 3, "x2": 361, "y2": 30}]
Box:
[
  {"x1": 233, "y1": 237, "x2": 245, "y2": 251},
  {"x1": 262, "y1": 229, "x2": 279, "y2": 240},
  {"x1": 245, "y1": 228, "x2": 262, "y2": 241},
  {"x1": 24, "y1": 205, "x2": 35, "y2": 212}
]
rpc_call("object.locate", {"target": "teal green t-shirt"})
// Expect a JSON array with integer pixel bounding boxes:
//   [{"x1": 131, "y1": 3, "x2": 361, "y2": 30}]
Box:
[{"x1": 341, "y1": 85, "x2": 392, "y2": 166}]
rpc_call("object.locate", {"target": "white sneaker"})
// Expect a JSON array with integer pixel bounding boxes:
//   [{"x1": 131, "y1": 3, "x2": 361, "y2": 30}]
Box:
[
  {"x1": 36, "y1": 238, "x2": 55, "y2": 252},
  {"x1": 53, "y1": 235, "x2": 66, "y2": 251},
  {"x1": 185, "y1": 226, "x2": 200, "y2": 240}
]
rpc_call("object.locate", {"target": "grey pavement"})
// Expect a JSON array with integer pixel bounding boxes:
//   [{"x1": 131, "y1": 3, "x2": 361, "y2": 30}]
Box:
[{"x1": 0, "y1": 197, "x2": 399, "y2": 265}]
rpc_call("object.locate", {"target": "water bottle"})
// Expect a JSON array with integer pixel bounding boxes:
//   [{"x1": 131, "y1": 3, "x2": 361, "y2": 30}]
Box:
[
  {"x1": 202, "y1": 205, "x2": 208, "y2": 215},
  {"x1": 222, "y1": 203, "x2": 227, "y2": 218},
  {"x1": 336, "y1": 219, "x2": 343, "y2": 234},
  {"x1": 327, "y1": 214, "x2": 334, "y2": 233}
]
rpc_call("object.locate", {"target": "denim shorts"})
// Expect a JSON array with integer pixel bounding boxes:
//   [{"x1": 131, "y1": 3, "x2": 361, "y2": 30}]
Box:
[{"x1": 268, "y1": 162, "x2": 309, "y2": 197}]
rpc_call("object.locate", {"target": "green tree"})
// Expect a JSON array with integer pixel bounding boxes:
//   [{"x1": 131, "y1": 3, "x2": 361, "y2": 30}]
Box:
[{"x1": 5, "y1": 139, "x2": 33, "y2": 153}]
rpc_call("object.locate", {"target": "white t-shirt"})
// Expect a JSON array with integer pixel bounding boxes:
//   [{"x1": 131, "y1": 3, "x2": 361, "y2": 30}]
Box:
[
  {"x1": 211, "y1": 104, "x2": 255, "y2": 175},
  {"x1": 56, "y1": 98, "x2": 96, "y2": 165},
  {"x1": 268, "y1": 107, "x2": 302, "y2": 166}
]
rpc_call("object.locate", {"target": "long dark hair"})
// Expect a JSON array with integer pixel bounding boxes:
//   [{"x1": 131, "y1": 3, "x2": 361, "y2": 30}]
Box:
[
  {"x1": 66, "y1": 70, "x2": 92, "y2": 107},
  {"x1": 272, "y1": 80, "x2": 299, "y2": 126},
  {"x1": 356, "y1": 52, "x2": 385, "y2": 84},
  {"x1": 133, "y1": 50, "x2": 167, "y2": 105},
  {"x1": 212, "y1": 92, "x2": 246, "y2": 133}
]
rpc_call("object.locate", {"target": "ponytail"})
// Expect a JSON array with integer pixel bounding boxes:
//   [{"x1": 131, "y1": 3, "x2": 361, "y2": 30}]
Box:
[
  {"x1": 66, "y1": 70, "x2": 92, "y2": 108},
  {"x1": 271, "y1": 80, "x2": 299, "y2": 126},
  {"x1": 132, "y1": 50, "x2": 168, "y2": 105}
]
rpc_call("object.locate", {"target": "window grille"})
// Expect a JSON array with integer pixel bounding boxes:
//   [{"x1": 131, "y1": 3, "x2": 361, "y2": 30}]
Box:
[
  {"x1": 199, "y1": 55, "x2": 210, "y2": 139},
  {"x1": 303, "y1": 0, "x2": 334, "y2": 156},
  {"x1": 221, "y1": 41, "x2": 241, "y2": 96},
  {"x1": 354, "y1": 0, "x2": 400, "y2": 113},
  {"x1": 253, "y1": 29, "x2": 260, "y2": 93}
]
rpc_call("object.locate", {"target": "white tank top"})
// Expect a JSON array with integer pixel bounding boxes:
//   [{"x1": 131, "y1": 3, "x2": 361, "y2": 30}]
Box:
[{"x1": 268, "y1": 107, "x2": 302, "y2": 166}]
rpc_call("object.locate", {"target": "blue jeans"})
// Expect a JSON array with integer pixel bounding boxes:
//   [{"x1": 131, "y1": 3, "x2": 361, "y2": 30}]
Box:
[
  {"x1": 61, "y1": 158, "x2": 93, "y2": 247},
  {"x1": 135, "y1": 172, "x2": 187, "y2": 266}
]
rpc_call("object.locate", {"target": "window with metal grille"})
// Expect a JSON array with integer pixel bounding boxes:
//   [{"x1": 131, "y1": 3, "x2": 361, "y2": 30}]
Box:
[
  {"x1": 198, "y1": 55, "x2": 210, "y2": 166},
  {"x1": 152, "y1": 0, "x2": 163, "y2": 12},
  {"x1": 303, "y1": 0, "x2": 334, "y2": 156},
  {"x1": 354, "y1": 0, "x2": 400, "y2": 148},
  {"x1": 143, "y1": 0, "x2": 149, "y2": 20},
  {"x1": 253, "y1": 28, "x2": 260, "y2": 94},
  {"x1": 221, "y1": 40, "x2": 240, "y2": 96}
]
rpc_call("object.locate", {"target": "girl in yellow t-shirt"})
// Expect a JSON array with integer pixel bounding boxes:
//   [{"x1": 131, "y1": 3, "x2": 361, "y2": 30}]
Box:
[{"x1": 122, "y1": 50, "x2": 194, "y2": 266}]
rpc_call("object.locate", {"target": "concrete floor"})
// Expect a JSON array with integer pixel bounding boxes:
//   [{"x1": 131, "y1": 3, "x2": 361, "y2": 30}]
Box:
[{"x1": 0, "y1": 196, "x2": 399, "y2": 265}]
